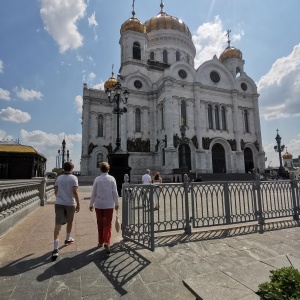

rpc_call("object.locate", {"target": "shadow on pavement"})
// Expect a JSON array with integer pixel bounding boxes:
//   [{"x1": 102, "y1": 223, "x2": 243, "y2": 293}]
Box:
[
  {"x1": 0, "y1": 242, "x2": 150, "y2": 296},
  {"x1": 154, "y1": 219, "x2": 300, "y2": 248}
]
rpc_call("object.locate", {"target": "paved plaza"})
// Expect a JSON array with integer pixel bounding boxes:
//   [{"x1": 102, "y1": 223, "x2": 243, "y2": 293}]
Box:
[{"x1": 0, "y1": 186, "x2": 300, "y2": 300}]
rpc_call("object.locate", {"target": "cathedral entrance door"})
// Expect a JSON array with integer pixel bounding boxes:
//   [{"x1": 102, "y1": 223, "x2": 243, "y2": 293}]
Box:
[
  {"x1": 179, "y1": 144, "x2": 191, "y2": 170},
  {"x1": 244, "y1": 147, "x2": 254, "y2": 173},
  {"x1": 212, "y1": 143, "x2": 226, "y2": 173}
]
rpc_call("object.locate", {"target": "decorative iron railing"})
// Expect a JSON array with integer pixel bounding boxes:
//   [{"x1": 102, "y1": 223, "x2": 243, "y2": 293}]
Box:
[{"x1": 122, "y1": 174, "x2": 300, "y2": 251}]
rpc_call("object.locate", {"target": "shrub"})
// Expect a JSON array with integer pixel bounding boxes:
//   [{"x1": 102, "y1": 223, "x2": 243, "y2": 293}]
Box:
[{"x1": 257, "y1": 266, "x2": 300, "y2": 299}]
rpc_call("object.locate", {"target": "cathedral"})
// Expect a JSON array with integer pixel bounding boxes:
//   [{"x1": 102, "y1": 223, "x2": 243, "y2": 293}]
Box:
[{"x1": 81, "y1": 2, "x2": 265, "y2": 182}]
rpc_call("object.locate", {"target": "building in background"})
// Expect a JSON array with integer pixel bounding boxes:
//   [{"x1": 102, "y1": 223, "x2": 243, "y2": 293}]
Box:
[
  {"x1": 81, "y1": 2, "x2": 265, "y2": 182},
  {"x1": 0, "y1": 141, "x2": 46, "y2": 179}
]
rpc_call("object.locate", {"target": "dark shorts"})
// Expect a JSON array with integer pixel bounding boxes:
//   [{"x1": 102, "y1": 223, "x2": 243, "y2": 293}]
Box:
[{"x1": 55, "y1": 204, "x2": 76, "y2": 225}]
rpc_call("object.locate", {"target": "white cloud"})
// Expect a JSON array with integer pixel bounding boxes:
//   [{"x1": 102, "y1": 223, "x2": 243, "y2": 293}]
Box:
[
  {"x1": 83, "y1": 71, "x2": 96, "y2": 85},
  {"x1": 88, "y1": 12, "x2": 98, "y2": 41},
  {"x1": 88, "y1": 12, "x2": 98, "y2": 27},
  {"x1": 258, "y1": 44, "x2": 300, "y2": 120},
  {"x1": 0, "y1": 60, "x2": 3, "y2": 73},
  {"x1": 192, "y1": 16, "x2": 244, "y2": 68},
  {"x1": 0, "y1": 88, "x2": 10, "y2": 101},
  {"x1": 74, "y1": 95, "x2": 83, "y2": 114},
  {"x1": 0, "y1": 130, "x2": 13, "y2": 141},
  {"x1": 20, "y1": 129, "x2": 82, "y2": 171},
  {"x1": 14, "y1": 87, "x2": 43, "y2": 101},
  {"x1": 93, "y1": 82, "x2": 105, "y2": 90},
  {"x1": 0, "y1": 107, "x2": 31, "y2": 123},
  {"x1": 39, "y1": 0, "x2": 87, "y2": 53}
]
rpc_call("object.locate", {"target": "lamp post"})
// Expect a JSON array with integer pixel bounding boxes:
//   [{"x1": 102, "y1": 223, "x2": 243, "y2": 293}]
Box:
[
  {"x1": 105, "y1": 81, "x2": 129, "y2": 151},
  {"x1": 274, "y1": 129, "x2": 285, "y2": 176},
  {"x1": 57, "y1": 138, "x2": 70, "y2": 169}
]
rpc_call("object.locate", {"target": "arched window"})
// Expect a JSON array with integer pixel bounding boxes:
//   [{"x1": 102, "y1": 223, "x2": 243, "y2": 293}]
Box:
[
  {"x1": 98, "y1": 115, "x2": 103, "y2": 137},
  {"x1": 221, "y1": 107, "x2": 227, "y2": 130},
  {"x1": 181, "y1": 101, "x2": 187, "y2": 126},
  {"x1": 133, "y1": 42, "x2": 141, "y2": 60},
  {"x1": 236, "y1": 67, "x2": 241, "y2": 77},
  {"x1": 176, "y1": 51, "x2": 180, "y2": 61},
  {"x1": 208, "y1": 105, "x2": 213, "y2": 129},
  {"x1": 161, "y1": 104, "x2": 164, "y2": 129},
  {"x1": 215, "y1": 106, "x2": 220, "y2": 130},
  {"x1": 163, "y1": 50, "x2": 168, "y2": 64},
  {"x1": 135, "y1": 108, "x2": 141, "y2": 132},
  {"x1": 162, "y1": 148, "x2": 165, "y2": 166},
  {"x1": 244, "y1": 110, "x2": 249, "y2": 133},
  {"x1": 150, "y1": 51, "x2": 154, "y2": 60},
  {"x1": 96, "y1": 153, "x2": 103, "y2": 167}
]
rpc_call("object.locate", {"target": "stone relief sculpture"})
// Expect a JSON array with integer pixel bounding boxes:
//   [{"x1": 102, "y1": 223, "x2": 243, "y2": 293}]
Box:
[
  {"x1": 127, "y1": 138, "x2": 150, "y2": 152},
  {"x1": 88, "y1": 142, "x2": 97, "y2": 155},
  {"x1": 191, "y1": 135, "x2": 199, "y2": 149},
  {"x1": 202, "y1": 137, "x2": 212, "y2": 150}
]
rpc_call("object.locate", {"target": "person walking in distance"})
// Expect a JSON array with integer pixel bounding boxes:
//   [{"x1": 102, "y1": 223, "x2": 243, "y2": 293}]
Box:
[
  {"x1": 153, "y1": 172, "x2": 162, "y2": 210},
  {"x1": 141, "y1": 169, "x2": 151, "y2": 207},
  {"x1": 90, "y1": 162, "x2": 119, "y2": 255},
  {"x1": 142, "y1": 169, "x2": 152, "y2": 184},
  {"x1": 52, "y1": 162, "x2": 80, "y2": 260}
]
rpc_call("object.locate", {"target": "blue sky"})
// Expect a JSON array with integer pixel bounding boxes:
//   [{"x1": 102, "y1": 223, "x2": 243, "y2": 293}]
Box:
[{"x1": 0, "y1": 0, "x2": 300, "y2": 171}]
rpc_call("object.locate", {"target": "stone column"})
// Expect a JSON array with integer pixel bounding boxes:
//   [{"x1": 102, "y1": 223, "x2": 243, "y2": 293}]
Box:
[
  {"x1": 253, "y1": 94, "x2": 265, "y2": 172},
  {"x1": 81, "y1": 94, "x2": 90, "y2": 175},
  {"x1": 127, "y1": 105, "x2": 134, "y2": 137},
  {"x1": 121, "y1": 107, "x2": 127, "y2": 151},
  {"x1": 232, "y1": 91, "x2": 244, "y2": 172},
  {"x1": 164, "y1": 80, "x2": 177, "y2": 173},
  {"x1": 165, "y1": 80, "x2": 174, "y2": 149},
  {"x1": 149, "y1": 94, "x2": 157, "y2": 152}
]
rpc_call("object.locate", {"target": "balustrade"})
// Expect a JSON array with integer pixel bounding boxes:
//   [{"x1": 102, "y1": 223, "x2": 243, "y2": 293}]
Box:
[{"x1": 0, "y1": 178, "x2": 55, "y2": 220}]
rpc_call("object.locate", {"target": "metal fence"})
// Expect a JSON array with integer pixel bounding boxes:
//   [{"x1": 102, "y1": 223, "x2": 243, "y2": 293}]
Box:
[{"x1": 122, "y1": 174, "x2": 300, "y2": 251}]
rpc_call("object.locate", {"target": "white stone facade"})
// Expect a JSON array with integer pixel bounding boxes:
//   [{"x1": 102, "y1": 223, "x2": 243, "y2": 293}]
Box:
[{"x1": 81, "y1": 6, "x2": 265, "y2": 182}]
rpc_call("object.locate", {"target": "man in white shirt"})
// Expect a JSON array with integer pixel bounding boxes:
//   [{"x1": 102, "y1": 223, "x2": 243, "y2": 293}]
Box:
[
  {"x1": 141, "y1": 169, "x2": 152, "y2": 206},
  {"x1": 142, "y1": 169, "x2": 152, "y2": 184},
  {"x1": 89, "y1": 162, "x2": 119, "y2": 255},
  {"x1": 52, "y1": 162, "x2": 80, "y2": 260}
]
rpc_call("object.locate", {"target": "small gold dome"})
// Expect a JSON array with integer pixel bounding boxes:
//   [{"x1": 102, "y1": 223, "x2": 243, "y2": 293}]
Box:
[
  {"x1": 104, "y1": 73, "x2": 117, "y2": 89},
  {"x1": 282, "y1": 151, "x2": 293, "y2": 159},
  {"x1": 121, "y1": 17, "x2": 146, "y2": 34},
  {"x1": 145, "y1": 12, "x2": 191, "y2": 38},
  {"x1": 219, "y1": 46, "x2": 242, "y2": 63}
]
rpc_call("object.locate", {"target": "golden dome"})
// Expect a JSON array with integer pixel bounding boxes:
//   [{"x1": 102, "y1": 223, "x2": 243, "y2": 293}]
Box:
[
  {"x1": 219, "y1": 46, "x2": 242, "y2": 63},
  {"x1": 282, "y1": 151, "x2": 293, "y2": 159},
  {"x1": 121, "y1": 17, "x2": 146, "y2": 34},
  {"x1": 145, "y1": 8, "x2": 191, "y2": 38},
  {"x1": 104, "y1": 72, "x2": 117, "y2": 89}
]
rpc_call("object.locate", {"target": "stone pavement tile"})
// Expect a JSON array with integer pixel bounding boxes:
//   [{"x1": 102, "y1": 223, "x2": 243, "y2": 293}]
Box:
[
  {"x1": 205, "y1": 249, "x2": 258, "y2": 271},
  {"x1": 81, "y1": 288, "x2": 120, "y2": 299},
  {"x1": 147, "y1": 279, "x2": 195, "y2": 300},
  {"x1": 138, "y1": 263, "x2": 172, "y2": 284},
  {"x1": 81, "y1": 274, "x2": 114, "y2": 297},
  {"x1": 260, "y1": 254, "x2": 292, "y2": 269},
  {"x1": 9, "y1": 282, "x2": 49, "y2": 300},
  {"x1": 217, "y1": 236, "x2": 252, "y2": 250},
  {"x1": 121, "y1": 277, "x2": 155, "y2": 300},
  {"x1": 47, "y1": 277, "x2": 81, "y2": 300},
  {"x1": 183, "y1": 271, "x2": 255, "y2": 300},
  {"x1": 287, "y1": 254, "x2": 300, "y2": 270},
  {"x1": 223, "y1": 261, "x2": 275, "y2": 292},
  {"x1": 265, "y1": 242, "x2": 300, "y2": 259},
  {"x1": 0, "y1": 277, "x2": 21, "y2": 300}
]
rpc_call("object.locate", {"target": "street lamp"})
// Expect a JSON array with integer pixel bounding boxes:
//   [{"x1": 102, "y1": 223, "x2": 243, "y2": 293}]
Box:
[
  {"x1": 105, "y1": 81, "x2": 129, "y2": 152},
  {"x1": 57, "y1": 138, "x2": 70, "y2": 169},
  {"x1": 274, "y1": 129, "x2": 285, "y2": 176}
]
